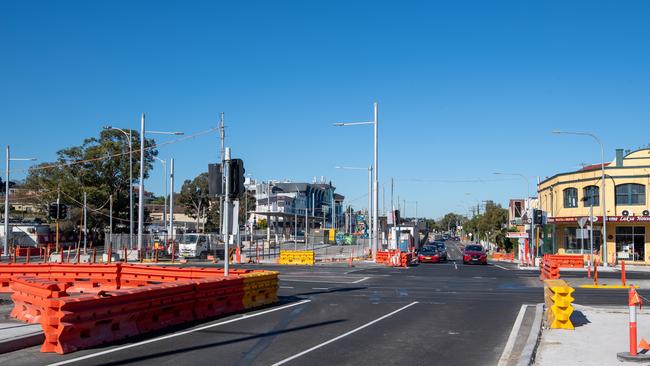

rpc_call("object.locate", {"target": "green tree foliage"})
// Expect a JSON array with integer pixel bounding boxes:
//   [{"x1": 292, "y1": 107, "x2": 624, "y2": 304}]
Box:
[
  {"x1": 464, "y1": 201, "x2": 512, "y2": 251},
  {"x1": 24, "y1": 129, "x2": 158, "y2": 234},
  {"x1": 435, "y1": 213, "x2": 465, "y2": 232}
]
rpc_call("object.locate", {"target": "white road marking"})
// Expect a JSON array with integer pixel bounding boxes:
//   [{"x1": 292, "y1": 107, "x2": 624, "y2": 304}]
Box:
[
  {"x1": 496, "y1": 304, "x2": 528, "y2": 366},
  {"x1": 46, "y1": 299, "x2": 312, "y2": 366},
  {"x1": 352, "y1": 276, "x2": 370, "y2": 284},
  {"x1": 312, "y1": 287, "x2": 329, "y2": 290},
  {"x1": 270, "y1": 301, "x2": 419, "y2": 366},
  {"x1": 494, "y1": 264, "x2": 510, "y2": 271},
  {"x1": 454, "y1": 262, "x2": 458, "y2": 270},
  {"x1": 280, "y1": 286, "x2": 294, "y2": 289}
]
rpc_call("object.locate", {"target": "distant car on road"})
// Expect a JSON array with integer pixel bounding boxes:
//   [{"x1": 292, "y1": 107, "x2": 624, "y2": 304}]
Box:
[
  {"x1": 442, "y1": 234, "x2": 450, "y2": 241},
  {"x1": 418, "y1": 245, "x2": 440, "y2": 263},
  {"x1": 433, "y1": 241, "x2": 448, "y2": 261},
  {"x1": 463, "y1": 244, "x2": 487, "y2": 265}
]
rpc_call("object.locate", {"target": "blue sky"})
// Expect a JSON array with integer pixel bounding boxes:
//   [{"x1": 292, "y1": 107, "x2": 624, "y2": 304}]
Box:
[{"x1": 2, "y1": 1, "x2": 650, "y2": 218}]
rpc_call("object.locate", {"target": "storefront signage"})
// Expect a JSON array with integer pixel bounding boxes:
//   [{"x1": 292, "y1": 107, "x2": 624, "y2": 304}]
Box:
[
  {"x1": 607, "y1": 216, "x2": 650, "y2": 223},
  {"x1": 506, "y1": 232, "x2": 529, "y2": 239},
  {"x1": 547, "y1": 215, "x2": 650, "y2": 223}
]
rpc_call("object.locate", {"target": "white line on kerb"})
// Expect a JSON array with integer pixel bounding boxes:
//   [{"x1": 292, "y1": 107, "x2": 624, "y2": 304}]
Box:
[
  {"x1": 270, "y1": 301, "x2": 419, "y2": 366},
  {"x1": 46, "y1": 299, "x2": 312, "y2": 366},
  {"x1": 352, "y1": 277, "x2": 370, "y2": 284},
  {"x1": 497, "y1": 304, "x2": 528, "y2": 366}
]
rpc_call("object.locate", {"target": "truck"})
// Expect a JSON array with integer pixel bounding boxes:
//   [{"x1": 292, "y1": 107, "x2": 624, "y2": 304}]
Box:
[{"x1": 177, "y1": 234, "x2": 224, "y2": 259}]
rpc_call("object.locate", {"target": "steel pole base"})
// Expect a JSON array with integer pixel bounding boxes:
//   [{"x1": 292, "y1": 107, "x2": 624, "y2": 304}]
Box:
[{"x1": 617, "y1": 352, "x2": 650, "y2": 363}]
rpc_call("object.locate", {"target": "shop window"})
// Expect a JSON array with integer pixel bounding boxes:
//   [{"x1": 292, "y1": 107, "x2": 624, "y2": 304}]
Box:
[
  {"x1": 583, "y1": 185, "x2": 600, "y2": 207},
  {"x1": 616, "y1": 184, "x2": 646, "y2": 205},
  {"x1": 616, "y1": 226, "x2": 645, "y2": 261},
  {"x1": 563, "y1": 188, "x2": 578, "y2": 208},
  {"x1": 564, "y1": 226, "x2": 602, "y2": 253}
]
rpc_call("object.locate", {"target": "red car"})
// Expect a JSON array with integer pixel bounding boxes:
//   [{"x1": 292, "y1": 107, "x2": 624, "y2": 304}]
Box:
[
  {"x1": 418, "y1": 246, "x2": 441, "y2": 263},
  {"x1": 463, "y1": 244, "x2": 487, "y2": 265}
]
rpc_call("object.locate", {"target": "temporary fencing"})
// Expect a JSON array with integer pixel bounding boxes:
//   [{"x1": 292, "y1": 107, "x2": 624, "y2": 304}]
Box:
[
  {"x1": 543, "y1": 279, "x2": 575, "y2": 330},
  {"x1": 0, "y1": 262, "x2": 278, "y2": 354}
]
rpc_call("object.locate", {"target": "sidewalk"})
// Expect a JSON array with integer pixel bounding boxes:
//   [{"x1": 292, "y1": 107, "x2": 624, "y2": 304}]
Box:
[
  {"x1": 535, "y1": 304, "x2": 648, "y2": 366},
  {"x1": 0, "y1": 297, "x2": 43, "y2": 354}
]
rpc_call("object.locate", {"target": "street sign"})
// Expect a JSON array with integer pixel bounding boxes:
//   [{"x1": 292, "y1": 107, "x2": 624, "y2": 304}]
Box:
[{"x1": 577, "y1": 217, "x2": 588, "y2": 228}]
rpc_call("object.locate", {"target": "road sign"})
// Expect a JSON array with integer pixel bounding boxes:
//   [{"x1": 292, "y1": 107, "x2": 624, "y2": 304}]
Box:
[
  {"x1": 577, "y1": 217, "x2": 588, "y2": 228},
  {"x1": 507, "y1": 232, "x2": 529, "y2": 239}
]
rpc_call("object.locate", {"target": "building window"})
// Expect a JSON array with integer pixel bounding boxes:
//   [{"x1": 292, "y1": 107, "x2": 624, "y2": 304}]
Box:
[
  {"x1": 563, "y1": 188, "x2": 578, "y2": 208},
  {"x1": 564, "y1": 226, "x2": 602, "y2": 253},
  {"x1": 615, "y1": 184, "x2": 646, "y2": 205},
  {"x1": 615, "y1": 226, "x2": 645, "y2": 261},
  {"x1": 583, "y1": 185, "x2": 600, "y2": 207}
]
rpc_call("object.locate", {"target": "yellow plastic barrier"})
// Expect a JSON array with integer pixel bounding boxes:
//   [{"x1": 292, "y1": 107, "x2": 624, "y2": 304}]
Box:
[
  {"x1": 279, "y1": 250, "x2": 315, "y2": 265},
  {"x1": 544, "y1": 279, "x2": 575, "y2": 330}
]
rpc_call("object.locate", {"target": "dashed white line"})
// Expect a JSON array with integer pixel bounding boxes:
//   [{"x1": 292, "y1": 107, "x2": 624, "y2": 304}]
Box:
[
  {"x1": 494, "y1": 264, "x2": 511, "y2": 271},
  {"x1": 46, "y1": 299, "x2": 312, "y2": 366},
  {"x1": 271, "y1": 301, "x2": 419, "y2": 366},
  {"x1": 280, "y1": 286, "x2": 295, "y2": 289}
]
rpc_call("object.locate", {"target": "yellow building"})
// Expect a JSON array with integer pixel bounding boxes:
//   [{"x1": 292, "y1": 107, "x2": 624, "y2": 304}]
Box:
[{"x1": 538, "y1": 148, "x2": 650, "y2": 264}]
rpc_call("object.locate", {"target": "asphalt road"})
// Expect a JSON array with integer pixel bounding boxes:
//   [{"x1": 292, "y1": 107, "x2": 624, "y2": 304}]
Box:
[{"x1": 1, "y1": 240, "x2": 646, "y2": 366}]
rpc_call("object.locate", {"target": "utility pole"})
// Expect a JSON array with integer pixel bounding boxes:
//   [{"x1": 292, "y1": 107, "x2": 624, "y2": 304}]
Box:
[
  {"x1": 138, "y1": 113, "x2": 145, "y2": 252},
  {"x1": 219, "y1": 113, "x2": 225, "y2": 240},
  {"x1": 223, "y1": 147, "x2": 231, "y2": 277},
  {"x1": 169, "y1": 158, "x2": 175, "y2": 243},
  {"x1": 109, "y1": 194, "x2": 113, "y2": 253},
  {"x1": 83, "y1": 191, "x2": 87, "y2": 251},
  {"x1": 55, "y1": 188, "x2": 60, "y2": 252}
]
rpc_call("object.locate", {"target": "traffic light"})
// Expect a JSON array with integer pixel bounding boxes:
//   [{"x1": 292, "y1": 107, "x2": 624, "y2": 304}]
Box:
[
  {"x1": 48, "y1": 203, "x2": 58, "y2": 219},
  {"x1": 533, "y1": 209, "x2": 544, "y2": 225},
  {"x1": 227, "y1": 159, "x2": 245, "y2": 199},
  {"x1": 208, "y1": 163, "x2": 223, "y2": 197},
  {"x1": 59, "y1": 204, "x2": 68, "y2": 219}
]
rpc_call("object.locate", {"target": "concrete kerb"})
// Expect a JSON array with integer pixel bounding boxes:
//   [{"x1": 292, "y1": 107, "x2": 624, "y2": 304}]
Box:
[
  {"x1": 0, "y1": 322, "x2": 44, "y2": 354},
  {"x1": 517, "y1": 303, "x2": 544, "y2": 366}
]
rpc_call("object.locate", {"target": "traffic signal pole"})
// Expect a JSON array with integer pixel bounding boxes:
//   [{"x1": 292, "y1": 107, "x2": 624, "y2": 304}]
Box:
[{"x1": 223, "y1": 147, "x2": 231, "y2": 277}]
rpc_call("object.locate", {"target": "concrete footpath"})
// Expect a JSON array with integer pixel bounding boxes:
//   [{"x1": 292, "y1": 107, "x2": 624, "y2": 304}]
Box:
[{"x1": 535, "y1": 304, "x2": 649, "y2": 366}]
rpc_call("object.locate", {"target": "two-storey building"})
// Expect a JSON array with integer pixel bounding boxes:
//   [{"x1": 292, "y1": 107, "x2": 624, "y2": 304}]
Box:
[{"x1": 538, "y1": 148, "x2": 650, "y2": 264}]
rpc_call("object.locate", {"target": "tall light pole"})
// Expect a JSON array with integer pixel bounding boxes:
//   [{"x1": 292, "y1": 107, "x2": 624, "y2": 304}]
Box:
[
  {"x1": 153, "y1": 156, "x2": 168, "y2": 234},
  {"x1": 4, "y1": 146, "x2": 36, "y2": 258},
  {"x1": 335, "y1": 165, "x2": 373, "y2": 239},
  {"x1": 103, "y1": 126, "x2": 133, "y2": 248},
  {"x1": 137, "y1": 113, "x2": 184, "y2": 252},
  {"x1": 553, "y1": 130, "x2": 608, "y2": 267},
  {"x1": 334, "y1": 102, "x2": 379, "y2": 260},
  {"x1": 493, "y1": 171, "x2": 535, "y2": 259}
]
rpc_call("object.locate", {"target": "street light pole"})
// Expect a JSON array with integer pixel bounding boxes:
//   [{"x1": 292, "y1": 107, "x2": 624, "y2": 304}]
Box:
[
  {"x1": 103, "y1": 126, "x2": 134, "y2": 249},
  {"x1": 154, "y1": 157, "x2": 168, "y2": 234},
  {"x1": 553, "y1": 130, "x2": 608, "y2": 267},
  {"x1": 138, "y1": 113, "x2": 145, "y2": 252},
  {"x1": 333, "y1": 102, "x2": 380, "y2": 260}
]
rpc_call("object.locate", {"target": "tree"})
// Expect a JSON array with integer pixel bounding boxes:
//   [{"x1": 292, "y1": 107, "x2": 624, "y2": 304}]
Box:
[
  {"x1": 178, "y1": 173, "x2": 210, "y2": 230},
  {"x1": 24, "y1": 128, "x2": 158, "y2": 236},
  {"x1": 464, "y1": 201, "x2": 511, "y2": 251}
]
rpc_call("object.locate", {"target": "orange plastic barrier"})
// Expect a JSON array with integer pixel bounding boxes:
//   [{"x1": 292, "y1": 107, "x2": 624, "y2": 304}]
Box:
[
  {"x1": 492, "y1": 253, "x2": 515, "y2": 261},
  {"x1": 545, "y1": 254, "x2": 584, "y2": 268},
  {"x1": 0, "y1": 263, "x2": 279, "y2": 354},
  {"x1": 539, "y1": 258, "x2": 560, "y2": 280}
]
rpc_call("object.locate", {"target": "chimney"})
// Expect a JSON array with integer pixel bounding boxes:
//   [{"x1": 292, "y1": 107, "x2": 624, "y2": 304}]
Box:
[{"x1": 616, "y1": 149, "x2": 624, "y2": 167}]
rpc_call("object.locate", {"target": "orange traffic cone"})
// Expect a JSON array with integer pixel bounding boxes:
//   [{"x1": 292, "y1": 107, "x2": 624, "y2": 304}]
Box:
[{"x1": 639, "y1": 338, "x2": 650, "y2": 351}]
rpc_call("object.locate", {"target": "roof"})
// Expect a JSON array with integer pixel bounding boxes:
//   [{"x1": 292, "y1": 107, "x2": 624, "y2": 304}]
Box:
[{"x1": 580, "y1": 162, "x2": 611, "y2": 172}]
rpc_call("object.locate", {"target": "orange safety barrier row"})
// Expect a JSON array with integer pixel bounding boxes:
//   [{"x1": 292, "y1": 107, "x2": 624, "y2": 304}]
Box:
[
  {"x1": 544, "y1": 254, "x2": 584, "y2": 268},
  {"x1": 539, "y1": 257, "x2": 560, "y2": 280},
  {"x1": 492, "y1": 253, "x2": 515, "y2": 261},
  {"x1": 1, "y1": 263, "x2": 279, "y2": 354},
  {"x1": 375, "y1": 250, "x2": 412, "y2": 267}
]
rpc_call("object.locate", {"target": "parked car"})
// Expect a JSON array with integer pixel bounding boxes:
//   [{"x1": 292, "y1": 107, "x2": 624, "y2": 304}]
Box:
[
  {"x1": 433, "y1": 241, "x2": 448, "y2": 261},
  {"x1": 418, "y1": 245, "x2": 440, "y2": 263},
  {"x1": 463, "y1": 244, "x2": 487, "y2": 265}
]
